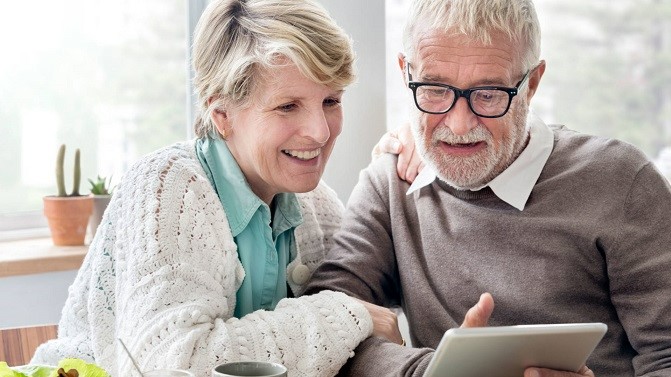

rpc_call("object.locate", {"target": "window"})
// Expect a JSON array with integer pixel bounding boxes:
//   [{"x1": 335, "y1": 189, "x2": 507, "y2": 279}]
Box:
[
  {"x1": 386, "y1": 0, "x2": 671, "y2": 181},
  {"x1": 0, "y1": 1, "x2": 196, "y2": 237}
]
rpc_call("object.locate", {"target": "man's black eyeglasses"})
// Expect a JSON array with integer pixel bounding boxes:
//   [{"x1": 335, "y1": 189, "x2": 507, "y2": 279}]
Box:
[{"x1": 406, "y1": 63, "x2": 532, "y2": 118}]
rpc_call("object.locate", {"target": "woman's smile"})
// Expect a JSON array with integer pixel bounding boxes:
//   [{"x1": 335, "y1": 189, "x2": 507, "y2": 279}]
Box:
[{"x1": 282, "y1": 147, "x2": 322, "y2": 161}]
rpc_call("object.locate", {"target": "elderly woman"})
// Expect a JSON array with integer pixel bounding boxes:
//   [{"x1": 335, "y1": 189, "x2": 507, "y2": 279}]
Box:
[{"x1": 32, "y1": 1, "x2": 405, "y2": 376}]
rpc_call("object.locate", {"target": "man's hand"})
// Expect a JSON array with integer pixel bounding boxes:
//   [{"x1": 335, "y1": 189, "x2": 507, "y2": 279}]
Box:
[
  {"x1": 525, "y1": 365, "x2": 595, "y2": 377},
  {"x1": 460, "y1": 295, "x2": 595, "y2": 377},
  {"x1": 371, "y1": 123, "x2": 424, "y2": 183},
  {"x1": 460, "y1": 292, "x2": 495, "y2": 328},
  {"x1": 355, "y1": 298, "x2": 404, "y2": 345}
]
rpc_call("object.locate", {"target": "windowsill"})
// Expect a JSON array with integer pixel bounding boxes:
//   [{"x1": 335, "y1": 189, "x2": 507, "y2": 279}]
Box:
[{"x1": 0, "y1": 238, "x2": 87, "y2": 278}]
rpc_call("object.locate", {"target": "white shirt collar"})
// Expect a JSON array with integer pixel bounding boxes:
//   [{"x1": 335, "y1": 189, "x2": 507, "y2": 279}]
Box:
[{"x1": 406, "y1": 112, "x2": 554, "y2": 211}]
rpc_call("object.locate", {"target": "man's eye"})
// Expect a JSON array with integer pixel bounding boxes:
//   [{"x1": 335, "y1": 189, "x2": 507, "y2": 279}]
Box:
[
  {"x1": 476, "y1": 91, "x2": 495, "y2": 101},
  {"x1": 422, "y1": 87, "x2": 449, "y2": 98}
]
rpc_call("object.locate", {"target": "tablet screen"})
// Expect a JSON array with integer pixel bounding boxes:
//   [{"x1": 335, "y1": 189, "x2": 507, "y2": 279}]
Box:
[{"x1": 424, "y1": 323, "x2": 607, "y2": 377}]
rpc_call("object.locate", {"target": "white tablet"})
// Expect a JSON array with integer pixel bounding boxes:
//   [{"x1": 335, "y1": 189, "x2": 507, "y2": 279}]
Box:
[{"x1": 423, "y1": 323, "x2": 607, "y2": 377}]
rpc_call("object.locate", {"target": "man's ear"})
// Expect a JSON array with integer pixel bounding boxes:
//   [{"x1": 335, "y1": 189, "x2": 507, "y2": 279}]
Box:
[
  {"x1": 526, "y1": 60, "x2": 546, "y2": 101},
  {"x1": 208, "y1": 97, "x2": 231, "y2": 139},
  {"x1": 398, "y1": 53, "x2": 408, "y2": 86}
]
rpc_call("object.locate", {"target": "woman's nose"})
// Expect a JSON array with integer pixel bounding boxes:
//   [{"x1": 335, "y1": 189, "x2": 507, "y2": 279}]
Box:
[{"x1": 302, "y1": 109, "x2": 331, "y2": 144}]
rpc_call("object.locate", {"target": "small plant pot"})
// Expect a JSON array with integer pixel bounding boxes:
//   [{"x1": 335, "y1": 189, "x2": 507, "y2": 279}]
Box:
[
  {"x1": 89, "y1": 194, "x2": 112, "y2": 239},
  {"x1": 43, "y1": 195, "x2": 94, "y2": 246}
]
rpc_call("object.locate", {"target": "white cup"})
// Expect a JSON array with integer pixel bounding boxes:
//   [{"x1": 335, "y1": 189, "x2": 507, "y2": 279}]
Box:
[
  {"x1": 212, "y1": 361, "x2": 287, "y2": 377},
  {"x1": 144, "y1": 369, "x2": 195, "y2": 377}
]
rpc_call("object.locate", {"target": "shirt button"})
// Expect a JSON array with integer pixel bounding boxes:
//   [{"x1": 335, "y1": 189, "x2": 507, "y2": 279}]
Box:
[{"x1": 291, "y1": 264, "x2": 311, "y2": 285}]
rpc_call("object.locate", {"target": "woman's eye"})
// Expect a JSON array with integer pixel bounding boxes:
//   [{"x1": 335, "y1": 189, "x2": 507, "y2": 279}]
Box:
[
  {"x1": 324, "y1": 97, "x2": 341, "y2": 107},
  {"x1": 277, "y1": 103, "x2": 297, "y2": 112}
]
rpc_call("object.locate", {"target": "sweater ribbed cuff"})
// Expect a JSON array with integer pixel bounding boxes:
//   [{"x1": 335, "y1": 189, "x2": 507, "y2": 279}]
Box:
[{"x1": 316, "y1": 290, "x2": 374, "y2": 347}]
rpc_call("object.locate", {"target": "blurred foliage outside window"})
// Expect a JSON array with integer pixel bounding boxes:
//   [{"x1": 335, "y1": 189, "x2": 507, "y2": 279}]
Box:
[
  {"x1": 0, "y1": 0, "x2": 187, "y2": 217},
  {"x1": 387, "y1": 0, "x2": 671, "y2": 180},
  {"x1": 1, "y1": 0, "x2": 670, "y2": 230}
]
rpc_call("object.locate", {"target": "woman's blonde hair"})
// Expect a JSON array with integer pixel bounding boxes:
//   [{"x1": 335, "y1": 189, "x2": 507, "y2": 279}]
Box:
[
  {"x1": 403, "y1": 0, "x2": 541, "y2": 71},
  {"x1": 192, "y1": 0, "x2": 355, "y2": 138}
]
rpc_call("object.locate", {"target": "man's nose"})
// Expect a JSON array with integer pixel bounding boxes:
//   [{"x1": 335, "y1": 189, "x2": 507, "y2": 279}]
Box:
[{"x1": 442, "y1": 97, "x2": 478, "y2": 136}]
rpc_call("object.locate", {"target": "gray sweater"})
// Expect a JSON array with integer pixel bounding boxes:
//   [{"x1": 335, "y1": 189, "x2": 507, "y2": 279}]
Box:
[{"x1": 306, "y1": 126, "x2": 671, "y2": 376}]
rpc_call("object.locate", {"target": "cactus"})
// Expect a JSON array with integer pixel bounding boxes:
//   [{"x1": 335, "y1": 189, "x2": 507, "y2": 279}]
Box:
[
  {"x1": 56, "y1": 144, "x2": 66, "y2": 197},
  {"x1": 72, "y1": 149, "x2": 81, "y2": 196},
  {"x1": 55, "y1": 144, "x2": 83, "y2": 197}
]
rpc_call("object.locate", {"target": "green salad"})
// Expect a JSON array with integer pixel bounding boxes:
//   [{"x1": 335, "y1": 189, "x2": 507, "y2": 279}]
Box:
[{"x1": 0, "y1": 358, "x2": 110, "y2": 377}]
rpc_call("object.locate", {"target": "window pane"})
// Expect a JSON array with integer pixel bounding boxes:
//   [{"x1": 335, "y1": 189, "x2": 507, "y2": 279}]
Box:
[
  {"x1": 0, "y1": 0, "x2": 187, "y2": 219},
  {"x1": 386, "y1": 0, "x2": 671, "y2": 181}
]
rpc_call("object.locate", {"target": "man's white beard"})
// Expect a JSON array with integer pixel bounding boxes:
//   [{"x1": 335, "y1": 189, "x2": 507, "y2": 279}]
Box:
[{"x1": 413, "y1": 103, "x2": 529, "y2": 190}]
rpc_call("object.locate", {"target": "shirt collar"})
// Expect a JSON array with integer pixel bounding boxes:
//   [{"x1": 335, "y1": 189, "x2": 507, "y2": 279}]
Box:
[
  {"x1": 406, "y1": 112, "x2": 554, "y2": 211},
  {"x1": 271, "y1": 193, "x2": 303, "y2": 240},
  {"x1": 196, "y1": 136, "x2": 302, "y2": 236}
]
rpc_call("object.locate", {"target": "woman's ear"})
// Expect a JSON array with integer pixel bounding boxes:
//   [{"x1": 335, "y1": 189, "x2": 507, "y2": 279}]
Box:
[{"x1": 208, "y1": 97, "x2": 232, "y2": 139}]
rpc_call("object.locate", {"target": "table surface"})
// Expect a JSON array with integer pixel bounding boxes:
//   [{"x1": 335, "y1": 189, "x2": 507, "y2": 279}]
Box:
[{"x1": 0, "y1": 324, "x2": 58, "y2": 366}]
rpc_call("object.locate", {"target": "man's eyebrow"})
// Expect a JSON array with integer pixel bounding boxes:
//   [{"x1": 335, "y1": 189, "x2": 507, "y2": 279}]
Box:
[
  {"x1": 421, "y1": 73, "x2": 446, "y2": 82},
  {"x1": 420, "y1": 74, "x2": 508, "y2": 87}
]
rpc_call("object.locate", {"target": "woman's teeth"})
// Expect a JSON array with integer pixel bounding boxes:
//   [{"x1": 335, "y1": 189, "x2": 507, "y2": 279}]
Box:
[{"x1": 283, "y1": 148, "x2": 321, "y2": 160}]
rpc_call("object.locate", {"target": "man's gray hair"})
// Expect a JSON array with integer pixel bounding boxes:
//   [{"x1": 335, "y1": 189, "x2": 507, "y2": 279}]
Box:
[
  {"x1": 403, "y1": 0, "x2": 541, "y2": 71},
  {"x1": 192, "y1": 0, "x2": 355, "y2": 138}
]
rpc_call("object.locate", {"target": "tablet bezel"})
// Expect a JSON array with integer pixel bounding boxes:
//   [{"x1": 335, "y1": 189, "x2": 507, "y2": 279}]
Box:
[{"x1": 423, "y1": 322, "x2": 608, "y2": 377}]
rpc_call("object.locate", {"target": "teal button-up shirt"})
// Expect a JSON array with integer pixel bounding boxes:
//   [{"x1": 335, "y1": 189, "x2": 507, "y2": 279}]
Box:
[{"x1": 196, "y1": 136, "x2": 303, "y2": 318}]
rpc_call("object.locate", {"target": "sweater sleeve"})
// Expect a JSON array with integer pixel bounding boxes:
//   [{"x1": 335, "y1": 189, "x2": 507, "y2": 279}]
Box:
[
  {"x1": 119, "y1": 157, "x2": 373, "y2": 377},
  {"x1": 34, "y1": 145, "x2": 372, "y2": 377},
  {"x1": 306, "y1": 155, "x2": 433, "y2": 376},
  {"x1": 608, "y1": 162, "x2": 671, "y2": 376},
  {"x1": 306, "y1": 156, "x2": 401, "y2": 305},
  {"x1": 31, "y1": 186, "x2": 123, "y2": 365}
]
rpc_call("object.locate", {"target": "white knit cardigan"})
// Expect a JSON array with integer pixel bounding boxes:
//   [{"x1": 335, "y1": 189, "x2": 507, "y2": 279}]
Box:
[{"x1": 32, "y1": 141, "x2": 373, "y2": 377}]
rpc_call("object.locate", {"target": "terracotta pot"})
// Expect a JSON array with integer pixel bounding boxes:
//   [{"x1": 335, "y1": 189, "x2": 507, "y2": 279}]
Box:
[
  {"x1": 89, "y1": 194, "x2": 112, "y2": 239},
  {"x1": 43, "y1": 195, "x2": 94, "y2": 246}
]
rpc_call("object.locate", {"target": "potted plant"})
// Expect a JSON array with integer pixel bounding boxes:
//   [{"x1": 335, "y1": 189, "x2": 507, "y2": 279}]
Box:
[
  {"x1": 88, "y1": 175, "x2": 113, "y2": 238},
  {"x1": 43, "y1": 144, "x2": 93, "y2": 246}
]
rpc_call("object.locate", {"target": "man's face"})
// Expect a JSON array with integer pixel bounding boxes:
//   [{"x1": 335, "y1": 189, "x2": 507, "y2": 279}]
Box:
[{"x1": 404, "y1": 29, "x2": 538, "y2": 189}]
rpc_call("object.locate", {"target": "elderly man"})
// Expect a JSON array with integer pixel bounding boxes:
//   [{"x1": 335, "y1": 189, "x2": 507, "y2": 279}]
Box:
[{"x1": 305, "y1": 0, "x2": 671, "y2": 376}]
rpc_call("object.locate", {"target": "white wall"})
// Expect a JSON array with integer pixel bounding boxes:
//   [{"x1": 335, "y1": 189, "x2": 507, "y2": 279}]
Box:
[
  {"x1": 0, "y1": 270, "x2": 76, "y2": 327},
  {"x1": 317, "y1": 3, "x2": 418, "y2": 344},
  {"x1": 320, "y1": 0, "x2": 388, "y2": 203}
]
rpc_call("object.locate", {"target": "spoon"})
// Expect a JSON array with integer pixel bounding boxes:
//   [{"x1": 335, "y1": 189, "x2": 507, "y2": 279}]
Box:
[{"x1": 117, "y1": 338, "x2": 146, "y2": 377}]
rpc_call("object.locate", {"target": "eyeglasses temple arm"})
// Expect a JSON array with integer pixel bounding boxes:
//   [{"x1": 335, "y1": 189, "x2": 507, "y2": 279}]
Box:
[{"x1": 406, "y1": 60, "x2": 413, "y2": 82}]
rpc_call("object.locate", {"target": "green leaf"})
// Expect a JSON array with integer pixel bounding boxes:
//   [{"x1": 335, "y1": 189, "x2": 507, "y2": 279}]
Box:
[
  {"x1": 0, "y1": 361, "x2": 23, "y2": 377},
  {"x1": 49, "y1": 359, "x2": 110, "y2": 377},
  {"x1": 2, "y1": 361, "x2": 55, "y2": 377}
]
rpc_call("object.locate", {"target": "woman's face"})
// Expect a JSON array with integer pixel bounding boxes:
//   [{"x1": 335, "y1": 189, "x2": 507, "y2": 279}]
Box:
[{"x1": 215, "y1": 63, "x2": 344, "y2": 204}]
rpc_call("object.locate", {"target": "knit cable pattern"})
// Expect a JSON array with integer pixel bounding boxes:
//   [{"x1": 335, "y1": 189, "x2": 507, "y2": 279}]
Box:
[{"x1": 32, "y1": 141, "x2": 372, "y2": 377}]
